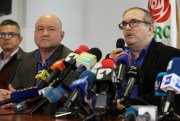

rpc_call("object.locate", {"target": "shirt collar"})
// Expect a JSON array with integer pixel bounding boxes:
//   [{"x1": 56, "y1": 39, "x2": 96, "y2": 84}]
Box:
[{"x1": 0, "y1": 48, "x2": 19, "y2": 60}]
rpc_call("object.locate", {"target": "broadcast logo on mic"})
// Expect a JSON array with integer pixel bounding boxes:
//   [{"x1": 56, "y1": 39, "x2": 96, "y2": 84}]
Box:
[
  {"x1": 160, "y1": 73, "x2": 180, "y2": 94},
  {"x1": 76, "y1": 52, "x2": 97, "y2": 70}
]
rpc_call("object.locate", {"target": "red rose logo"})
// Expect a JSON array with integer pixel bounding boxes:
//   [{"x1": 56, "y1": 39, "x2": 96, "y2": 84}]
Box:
[{"x1": 148, "y1": 0, "x2": 171, "y2": 22}]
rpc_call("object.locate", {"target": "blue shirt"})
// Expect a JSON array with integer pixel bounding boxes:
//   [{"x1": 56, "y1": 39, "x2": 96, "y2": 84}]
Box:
[
  {"x1": 35, "y1": 50, "x2": 53, "y2": 84},
  {"x1": 118, "y1": 40, "x2": 152, "y2": 99}
]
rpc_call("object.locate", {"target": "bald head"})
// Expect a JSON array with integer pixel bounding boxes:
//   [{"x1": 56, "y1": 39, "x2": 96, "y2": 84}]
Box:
[
  {"x1": 34, "y1": 13, "x2": 65, "y2": 51},
  {"x1": 35, "y1": 14, "x2": 62, "y2": 31}
]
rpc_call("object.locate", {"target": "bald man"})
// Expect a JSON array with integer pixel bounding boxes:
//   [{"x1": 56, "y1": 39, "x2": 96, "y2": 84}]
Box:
[
  {"x1": 10, "y1": 14, "x2": 72, "y2": 89},
  {"x1": 0, "y1": 14, "x2": 72, "y2": 108}
]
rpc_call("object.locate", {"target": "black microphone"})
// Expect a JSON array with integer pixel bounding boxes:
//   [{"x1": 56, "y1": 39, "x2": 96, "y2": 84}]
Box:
[
  {"x1": 116, "y1": 38, "x2": 125, "y2": 49},
  {"x1": 13, "y1": 95, "x2": 43, "y2": 112},
  {"x1": 105, "y1": 38, "x2": 125, "y2": 58},
  {"x1": 120, "y1": 66, "x2": 143, "y2": 106}
]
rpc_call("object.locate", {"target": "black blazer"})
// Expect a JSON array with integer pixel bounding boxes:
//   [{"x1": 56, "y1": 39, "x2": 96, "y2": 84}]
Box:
[
  {"x1": 11, "y1": 44, "x2": 72, "y2": 89},
  {"x1": 106, "y1": 38, "x2": 180, "y2": 114},
  {"x1": 134, "y1": 39, "x2": 180, "y2": 114}
]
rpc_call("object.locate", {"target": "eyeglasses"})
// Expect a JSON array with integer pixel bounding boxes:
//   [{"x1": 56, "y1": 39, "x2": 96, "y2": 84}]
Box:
[
  {"x1": 118, "y1": 19, "x2": 152, "y2": 30},
  {"x1": 0, "y1": 32, "x2": 20, "y2": 39}
]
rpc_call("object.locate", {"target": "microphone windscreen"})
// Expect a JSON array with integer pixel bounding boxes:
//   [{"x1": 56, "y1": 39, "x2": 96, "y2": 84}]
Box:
[
  {"x1": 75, "y1": 45, "x2": 89, "y2": 54},
  {"x1": 155, "y1": 72, "x2": 167, "y2": 96},
  {"x1": 50, "y1": 59, "x2": 64, "y2": 71},
  {"x1": 125, "y1": 106, "x2": 138, "y2": 121},
  {"x1": 43, "y1": 85, "x2": 65, "y2": 103},
  {"x1": 78, "y1": 70, "x2": 95, "y2": 86},
  {"x1": 11, "y1": 87, "x2": 40, "y2": 103},
  {"x1": 88, "y1": 48, "x2": 102, "y2": 62},
  {"x1": 167, "y1": 57, "x2": 180, "y2": 76},
  {"x1": 101, "y1": 58, "x2": 116, "y2": 70},
  {"x1": 116, "y1": 38, "x2": 125, "y2": 48},
  {"x1": 116, "y1": 53, "x2": 131, "y2": 68}
]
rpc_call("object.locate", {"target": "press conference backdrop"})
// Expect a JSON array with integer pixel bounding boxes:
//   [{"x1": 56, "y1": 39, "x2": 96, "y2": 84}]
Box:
[{"x1": 0, "y1": 0, "x2": 180, "y2": 59}]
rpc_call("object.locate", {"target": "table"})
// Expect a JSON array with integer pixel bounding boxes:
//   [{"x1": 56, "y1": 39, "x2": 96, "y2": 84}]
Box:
[{"x1": 0, "y1": 109, "x2": 79, "y2": 121}]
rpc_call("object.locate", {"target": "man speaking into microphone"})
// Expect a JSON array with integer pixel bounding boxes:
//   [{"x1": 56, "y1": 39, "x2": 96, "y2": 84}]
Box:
[{"x1": 108, "y1": 7, "x2": 180, "y2": 116}]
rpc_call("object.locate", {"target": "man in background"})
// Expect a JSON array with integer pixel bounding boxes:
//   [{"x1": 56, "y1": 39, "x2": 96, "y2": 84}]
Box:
[
  {"x1": 0, "y1": 19, "x2": 25, "y2": 89},
  {"x1": 0, "y1": 14, "x2": 72, "y2": 108}
]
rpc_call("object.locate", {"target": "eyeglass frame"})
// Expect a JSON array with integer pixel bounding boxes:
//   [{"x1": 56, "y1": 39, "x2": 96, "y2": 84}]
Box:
[
  {"x1": 118, "y1": 19, "x2": 152, "y2": 30},
  {"x1": 0, "y1": 32, "x2": 20, "y2": 39}
]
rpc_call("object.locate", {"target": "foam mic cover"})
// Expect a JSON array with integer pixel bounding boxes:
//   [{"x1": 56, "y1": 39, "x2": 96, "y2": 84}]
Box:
[
  {"x1": 101, "y1": 58, "x2": 116, "y2": 70},
  {"x1": 65, "y1": 71, "x2": 95, "y2": 108},
  {"x1": 30, "y1": 85, "x2": 65, "y2": 115},
  {"x1": 43, "y1": 85, "x2": 65, "y2": 103},
  {"x1": 166, "y1": 57, "x2": 180, "y2": 76},
  {"x1": 124, "y1": 106, "x2": 138, "y2": 121},
  {"x1": 88, "y1": 47, "x2": 102, "y2": 62},
  {"x1": 70, "y1": 70, "x2": 96, "y2": 97},
  {"x1": 35, "y1": 69, "x2": 51, "y2": 81},
  {"x1": 75, "y1": 45, "x2": 89, "y2": 54},
  {"x1": 115, "y1": 48, "x2": 132, "y2": 85},
  {"x1": 116, "y1": 38, "x2": 125, "y2": 49},
  {"x1": 0, "y1": 87, "x2": 40, "y2": 106},
  {"x1": 155, "y1": 72, "x2": 167, "y2": 96}
]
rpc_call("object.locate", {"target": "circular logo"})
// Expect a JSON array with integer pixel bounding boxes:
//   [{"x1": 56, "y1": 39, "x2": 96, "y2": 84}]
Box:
[{"x1": 148, "y1": 0, "x2": 171, "y2": 22}]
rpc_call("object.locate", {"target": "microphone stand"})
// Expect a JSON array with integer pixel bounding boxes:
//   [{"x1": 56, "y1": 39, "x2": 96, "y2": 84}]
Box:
[
  {"x1": 158, "y1": 97, "x2": 180, "y2": 121},
  {"x1": 158, "y1": 108, "x2": 180, "y2": 121}
]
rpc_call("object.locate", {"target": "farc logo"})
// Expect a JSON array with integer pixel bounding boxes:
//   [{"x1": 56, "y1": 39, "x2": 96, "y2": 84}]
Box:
[{"x1": 148, "y1": 0, "x2": 171, "y2": 22}]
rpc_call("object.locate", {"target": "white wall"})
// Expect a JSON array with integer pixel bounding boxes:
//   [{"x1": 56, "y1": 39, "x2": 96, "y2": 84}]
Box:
[{"x1": 0, "y1": 0, "x2": 151, "y2": 59}]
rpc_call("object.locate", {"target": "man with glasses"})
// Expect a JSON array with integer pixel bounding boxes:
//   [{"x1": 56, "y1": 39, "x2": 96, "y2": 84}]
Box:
[
  {"x1": 0, "y1": 19, "x2": 25, "y2": 89},
  {"x1": 0, "y1": 19, "x2": 25, "y2": 108},
  {"x1": 108, "y1": 7, "x2": 180, "y2": 117}
]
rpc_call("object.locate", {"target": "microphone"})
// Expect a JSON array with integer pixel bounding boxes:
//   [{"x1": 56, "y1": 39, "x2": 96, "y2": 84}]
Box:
[
  {"x1": 30, "y1": 84, "x2": 65, "y2": 115},
  {"x1": 166, "y1": 57, "x2": 180, "y2": 76},
  {"x1": 87, "y1": 59, "x2": 117, "y2": 100},
  {"x1": 105, "y1": 38, "x2": 125, "y2": 58},
  {"x1": 76, "y1": 47, "x2": 102, "y2": 70},
  {"x1": 137, "y1": 106, "x2": 158, "y2": 121},
  {"x1": 64, "y1": 70, "x2": 95, "y2": 109},
  {"x1": 49, "y1": 45, "x2": 90, "y2": 88},
  {"x1": 0, "y1": 87, "x2": 40, "y2": 106},
  {"x1": 155, "y1": 72, "x2": 167, "y2": 96},
  {"x1": 35, "y1": 69, "x2": 51, "y2": 81},
  {"x1": 101, "y1": 58, "x2": 117, "y2": 70},
  {"x1": 124, "y1": 106, "x2": 138, "y2": 121},
  {"x1": 115, "y1": 48, "x2": 132, "y2": 86},
  {"x1": 116, "y1": 38, "x2": 125, "y2": 49},
  {"x1": 120, "y1": 66, "x2": 143, "y2": 106},
  {"x1": 75, "y1": 45, "x2": 89, "y2": 54},
  {"x1": 13, "y1": 95, "x2": 43, "y2": 112},
  {"x1": 124, "y1": 106, "x2": 158, "y2": 121},
  {"x1": 160, "y1": 57, "x2": 180, "y2": 113},
  {"x1": 61, "y1": 48, "x2": 102, "y2": 91},
  {"x1": 36, "y1": 59, "x2": 64, "y2": 88}
]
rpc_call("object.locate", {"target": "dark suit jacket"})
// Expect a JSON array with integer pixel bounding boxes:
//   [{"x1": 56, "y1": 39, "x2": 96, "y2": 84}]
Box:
[
  {"x1": 106, "y1": 38, "x2": 180, "y2": 114},
  {"x1": 0, "y1": 48, "x2": 25, "y2": 89},
  {"x1": 11, "y1": 44, "x2": 72, "y2": 89},
  {"x1": 139, "y1": 39, "x2": 180, "y2": 114}
]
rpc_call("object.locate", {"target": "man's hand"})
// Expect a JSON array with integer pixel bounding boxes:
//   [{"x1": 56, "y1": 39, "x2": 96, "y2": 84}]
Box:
[
  {"x1": 0, "y1": 85, "x2": 16, "y2": 109},
  {"x1": 109, "y1": 48, "x2": 123, "y2": 60},
  {"x1": 116, "y1": 99, "x2": 125, "y2": 111}
]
